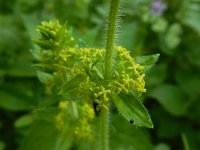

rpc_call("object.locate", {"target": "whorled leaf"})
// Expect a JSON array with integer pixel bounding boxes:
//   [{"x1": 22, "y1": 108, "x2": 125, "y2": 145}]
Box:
[
  {"x1": 14, "y1": 114, "x2": 33, "y2": 128},
  {"x1": 61, "y1": 74, "x2": 86, "y2": 92},
  {"x1": 58, "y1": 74, "x2": 86, "y2": 101},
  {"x1": 135, "y1": 54, "x2": 160, "y2": 72},
  {"x1": 112, "y1": 94, "x2": 153, "y2": 128},
  {"x1": 37, "y1": 71, "x2": 53, "y2": 84}
]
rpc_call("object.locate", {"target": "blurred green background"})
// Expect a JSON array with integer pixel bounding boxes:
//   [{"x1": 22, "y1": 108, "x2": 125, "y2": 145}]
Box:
[{"x1": 0, "y1": 0, "x2": 200, "y2": 150}]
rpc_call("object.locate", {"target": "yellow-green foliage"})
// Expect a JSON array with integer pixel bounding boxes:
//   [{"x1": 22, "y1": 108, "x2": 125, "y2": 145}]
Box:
[
  {"x1": 55, "y1": 101, "x2": 95, "y2": 140},
  {"x1": 34, "y1": 20, "x2": 146, "y2": 112}
]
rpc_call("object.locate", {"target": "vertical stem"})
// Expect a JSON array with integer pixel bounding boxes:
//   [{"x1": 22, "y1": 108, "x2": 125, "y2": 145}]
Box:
[
  {"x1": 104, "y1": 0, "x2": 120, "y2": 80},
  {"x1": 101, "y1": 108, "x2": 109, "y2": 150},
  {"x1": 101, "y1": 1, "x2": 120, "y2": 150}
]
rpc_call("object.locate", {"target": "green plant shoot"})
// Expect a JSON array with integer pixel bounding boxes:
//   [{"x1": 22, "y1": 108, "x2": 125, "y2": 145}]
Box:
[{"x1": 31, "y1": 0, "x2": 159, "y2": 150}]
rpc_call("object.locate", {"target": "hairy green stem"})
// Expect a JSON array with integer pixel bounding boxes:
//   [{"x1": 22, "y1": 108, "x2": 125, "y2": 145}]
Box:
[
  {"x1": 104, "y1": 0, "x2": 120, "y2": 80},
  {"x1": 101, "y1": 0, "x2": 120, "y2": 150},
  {"x1": 101, "y1": 108, "x2": 109, "y2": 150}
]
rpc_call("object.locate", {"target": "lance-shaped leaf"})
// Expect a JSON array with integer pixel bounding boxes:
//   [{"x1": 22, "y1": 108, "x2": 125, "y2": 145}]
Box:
[
  {"x1": 135, "y1": 54, "x2": 160, "y2": 72},
  {"x1": 59, "y1": 74, "x2": 86, "y2": 100},
  {"x1": 62, "y1": 74, "x2": 86, "y2": 92},
  {"x1": 112, "y1": 94, "x2": 153, "y2": 128},
  {"x1": 37, "y1": 71, "x2": 52, "y2": 84}
]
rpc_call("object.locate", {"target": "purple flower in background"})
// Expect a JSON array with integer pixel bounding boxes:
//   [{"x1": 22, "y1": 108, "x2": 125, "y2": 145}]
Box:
[{"x1": 150, "y1": 0, "x2": 167, "y2": 16}]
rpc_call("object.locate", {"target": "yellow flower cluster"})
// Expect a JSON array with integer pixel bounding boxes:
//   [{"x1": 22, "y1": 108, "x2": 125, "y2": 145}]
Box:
[
  {"x1": 115, "y1": 46, "x2": 144, "y2": 75},
  {"x1": 93, "y1": 86, "x2": 112, "y2": 111},
  {"x1": 111, "y1": 71, "x2": 146, "y2": 96},
  {"x1": 79, "y1": 77, "x2": 96, "y2": 96},
  {"x1": 78, "y1": 48, "x2": 104, "y2": 65},
  {"x1": 58, "y1": 48, "x2": 78, "y2": 63},
  {"x1": 34, "y1": 20, "x2": 147, "y2": 133},
  {"x1": 112, "y1": 71, "x2": 135, "y2": 94},
  {"x1": 79, "y1": 78, "x2": 111, "y2": 111},
  {"x1": 113, "y1": 46, "x2": 146, "y2": 96},
  {"x1": 133, "y1": 74, "x2": 146, "y2": 96},
  {"x1": 74, "y1": 103, "x2": 94, "y2": 140},
  {"x1": 55, "y1": 101, "x2": 68, "y2": 130},
  {"x1": 55, "y1": 101, "x2": 95, "y2": 140}
]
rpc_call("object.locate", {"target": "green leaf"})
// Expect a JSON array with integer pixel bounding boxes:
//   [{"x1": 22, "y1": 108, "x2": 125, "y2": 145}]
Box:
[
  {"x1": 151, "y1": 17, "x2": 168, "y2": 33},
  {"x1": 59, "y1": 74, "x2": 86, "y2": 100},
  {"x1": 149, "y1": 84, "x2": 191, "y2": 116},
  {"x1": 164, "y1": 23, "x2": 182, "y2": 50},
  {"x1": 14, "y1": 114, "x2": 33, "y2": 128},
  {"x1": 19, "y1": 120, "x2": 73, "y2": 150},
  {"x1": 37, "y1": 71, "x2": 52, "y2": 84},
  {"x1": 185, "y1": 46, "x2": 200, "y2": 67},
  {"x1": 146, "y1": 63, "x2": 167, "y2": 87},
  {"x1": 182, "y1": 133, "x2": 190, "y2": 150},
  {"x1": 135, "y1": 54, "x2": 160, "y2": 72},
  {"x1": 88, "y1": 67, "x2": 104, "y2": 83},
  {"x1": 155, "y1": 143, "x2": 170, "y2": 150},
  {"x1": 20, "y1": 13, "x2": 40, "y2": 39},
  {"x1": 110, "y1": 114, "x2": 154, "y2": 150},
  {"x1": 6, "y1": 61, "x2": 36, "y2": 77},
  {"x1": 92, "y1": 67, "x2": 104, "y2": 80},
  {"x1": 0, "y1": 141, "x2": 5, "y2": 150},
  {"x1": 175, "y1": 69, "x2": 200, "y2": 98},
  {"x1": 181, "y1": 3, "x2": 200, "y2": 35},
  {"x1": 62, "y1": 74, "x2": 86, "y2": 92},
  {"x1": 30, "y1": 49, "x2": 42, "y2": 61},
  {"x1": 0, "y1": 91, "x2": 33, "y2": 111},
  {"x1": 112, "y1": 94, "x2": 153, "y2": 128}
]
